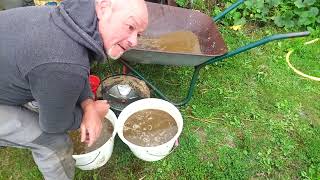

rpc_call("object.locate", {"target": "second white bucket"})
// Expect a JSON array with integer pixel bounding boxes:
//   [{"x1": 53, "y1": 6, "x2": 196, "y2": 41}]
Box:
[{"x1": 117, "y1": 98, "x2": 183, "y2": 162}]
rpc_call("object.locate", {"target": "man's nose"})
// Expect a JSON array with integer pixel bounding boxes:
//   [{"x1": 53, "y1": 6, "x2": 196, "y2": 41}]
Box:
[{"x1": 128, "y1": 33, "x2": 138, "y2": 47}]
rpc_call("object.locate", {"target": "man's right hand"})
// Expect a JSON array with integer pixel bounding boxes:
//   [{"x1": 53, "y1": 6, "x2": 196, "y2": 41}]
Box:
[{"x1": 80, "y1": 99, "x2": 110, "y2": 147}]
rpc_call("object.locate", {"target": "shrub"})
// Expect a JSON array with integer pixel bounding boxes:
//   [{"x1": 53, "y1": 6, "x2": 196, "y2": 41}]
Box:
[{"x1": 176, "y1": 0, "x2": 320, "y2": 30}]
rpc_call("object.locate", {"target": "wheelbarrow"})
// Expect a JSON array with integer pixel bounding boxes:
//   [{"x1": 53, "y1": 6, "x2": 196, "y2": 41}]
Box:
[{"x1": 102, "y1": 0, "x2": 309, "y2": 111}]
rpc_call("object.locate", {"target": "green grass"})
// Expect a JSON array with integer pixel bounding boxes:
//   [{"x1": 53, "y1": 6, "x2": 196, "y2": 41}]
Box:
[{"x1": 1, "y1": 26, "x2": 319, "y2": 180}]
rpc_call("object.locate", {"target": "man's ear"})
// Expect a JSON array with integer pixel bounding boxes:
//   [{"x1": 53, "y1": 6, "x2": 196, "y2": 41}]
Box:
[{"x1": 95, "y1": 0, "x2": 112, "y2": 20}]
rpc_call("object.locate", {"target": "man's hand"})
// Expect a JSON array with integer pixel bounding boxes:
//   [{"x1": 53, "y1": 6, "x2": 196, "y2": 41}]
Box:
[{"x1": 80, "y1": 99, "x2": 110, "y2": 147}]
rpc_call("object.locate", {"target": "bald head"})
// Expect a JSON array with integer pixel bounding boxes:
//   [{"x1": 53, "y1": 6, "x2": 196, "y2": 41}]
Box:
[
  {"x1": 109, "y1": 0, "x2": 148, "y2": 26},
  {"x1": 95, "y1": 0, "x2": 148, "y2": 59}
]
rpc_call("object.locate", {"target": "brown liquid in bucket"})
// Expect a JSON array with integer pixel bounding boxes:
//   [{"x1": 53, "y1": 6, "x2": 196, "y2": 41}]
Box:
[
  {"x1": 69, "y1": 118, "x2": 114, "y2": 155},
  {"x1": 137, "y1": 31, "x2": 202, "y2": 54},
  {"x1": 123, "y1": 109, "x2": 178, "y2": 147}
]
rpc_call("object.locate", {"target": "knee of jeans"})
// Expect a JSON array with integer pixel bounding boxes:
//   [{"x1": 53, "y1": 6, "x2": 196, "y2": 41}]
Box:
[
  {"x1": 56, "y1": 136, "x2": 73, "y2": 157},
  {"x1": 31, "y1": 132, "x2": 73, "y2": 156},
  {"x1": 31, "y1": 133, "x2": 75, "y2": 180}
]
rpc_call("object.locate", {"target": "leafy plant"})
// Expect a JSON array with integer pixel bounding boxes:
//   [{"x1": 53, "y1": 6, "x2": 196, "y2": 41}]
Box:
[
  {"x1": 274, "y1": 0, "x2": 319, "y2": 29},
  {"x1": 176, "y1": 0, "x2": 320, "y2": 30},
  {"x1": 175, "y1": 0, "x2": 189, "y2": 8}
]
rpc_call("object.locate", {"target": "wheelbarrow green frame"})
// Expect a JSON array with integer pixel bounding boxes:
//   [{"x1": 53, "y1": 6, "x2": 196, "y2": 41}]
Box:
[{"x1": 119, "y1": 0, "x2": 309, "y2": 106}]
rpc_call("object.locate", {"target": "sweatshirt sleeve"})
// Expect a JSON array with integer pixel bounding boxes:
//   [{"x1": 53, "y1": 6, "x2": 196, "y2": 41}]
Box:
[
  {"x1": 27, "y1": 63, "x2": 93, "y2": 133},
  {"x1": 78, "y1": 76, "x2": 94, "y2": 103}
]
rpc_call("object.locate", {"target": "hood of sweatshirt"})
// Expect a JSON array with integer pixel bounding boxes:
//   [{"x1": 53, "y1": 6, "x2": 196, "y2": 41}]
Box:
[{"x1": 51, "y1": 0, "x2": 106, "y2": 62}]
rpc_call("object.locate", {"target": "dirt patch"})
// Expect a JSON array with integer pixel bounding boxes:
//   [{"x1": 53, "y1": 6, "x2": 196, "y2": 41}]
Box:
[
  {"x1": 191, "y1": 126, "x2": 208, "y2": 143},
  {"x1": 298, "y1": 107, "x2": 320, "y2": 126},
  {"x1": 224, "y1": 134, "x2": 236, "y2": 148}
]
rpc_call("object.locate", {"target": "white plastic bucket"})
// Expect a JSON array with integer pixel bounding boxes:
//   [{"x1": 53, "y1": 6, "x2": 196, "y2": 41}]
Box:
[
  {"x1": 117, "y1": 98, "x2": 183, "y2": 161},
  {"x1": 72, "y1": 110, "x2": 117, "y2": 170}
]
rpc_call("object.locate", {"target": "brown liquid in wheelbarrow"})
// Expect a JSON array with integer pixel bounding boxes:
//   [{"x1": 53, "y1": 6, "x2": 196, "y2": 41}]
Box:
[
  {"x1": 137, "y1": 31, "x2": 201, "y2": 54},
  {"x1": 69, "y1": 118, "x2": 114, "y2": 155},
  {"x1": 123, "y1": 109, "x2": 178, "y2": 147}
]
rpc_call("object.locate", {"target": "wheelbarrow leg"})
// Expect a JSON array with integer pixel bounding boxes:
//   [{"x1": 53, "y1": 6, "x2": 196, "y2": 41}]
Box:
[{"x1": 119, "y1": 58, "x2": 203, "y2": 107}]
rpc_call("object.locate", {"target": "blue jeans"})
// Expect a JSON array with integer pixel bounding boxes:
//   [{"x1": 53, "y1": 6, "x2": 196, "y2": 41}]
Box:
[{"x1": 0, "y1": 104, "x2": 75, "y2": 180}]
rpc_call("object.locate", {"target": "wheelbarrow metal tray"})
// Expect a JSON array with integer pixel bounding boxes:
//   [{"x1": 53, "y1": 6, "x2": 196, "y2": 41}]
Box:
[{"x1": 122, "y1": 2, "x2": 228, "y2": 66}]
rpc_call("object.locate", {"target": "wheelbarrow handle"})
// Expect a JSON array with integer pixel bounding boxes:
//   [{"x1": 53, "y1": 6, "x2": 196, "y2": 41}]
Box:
[
  {"x1": 213, "y1": 0, "x2": 245, "y2": 22},
  {"x1": 200, "y1": 31, "x2": 310, "y2": 67},
  {"x1": 273, "y1": 31, "x2": 310, "y2": 39}
]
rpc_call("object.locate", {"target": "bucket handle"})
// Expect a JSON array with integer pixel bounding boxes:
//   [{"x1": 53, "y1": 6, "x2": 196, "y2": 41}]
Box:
[
  {"x1": 76, "y1": 151, "x2": 101, "y2": 167},
  {"x1": 75, "y1": 137, "x2": 115, "y2": 167},
  {"x1": 145, "y1": 139, "x2": 179, "y2": 157}
]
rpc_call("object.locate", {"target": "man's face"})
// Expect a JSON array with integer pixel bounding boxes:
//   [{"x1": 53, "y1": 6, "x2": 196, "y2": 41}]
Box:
[{"x1": 96, "y1": 0, "x2": 148, "y2": 59}]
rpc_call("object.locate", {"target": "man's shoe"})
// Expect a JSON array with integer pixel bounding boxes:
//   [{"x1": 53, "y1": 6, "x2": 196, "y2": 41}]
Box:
[{"x1": 23, "y1": 101, "x2": 39, "y2": 113}]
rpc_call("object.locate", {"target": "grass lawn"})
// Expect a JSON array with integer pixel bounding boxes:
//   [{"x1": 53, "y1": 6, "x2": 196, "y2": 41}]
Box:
[{"x1": 0, "y1": 25, "x2": 319, "y2": 180}]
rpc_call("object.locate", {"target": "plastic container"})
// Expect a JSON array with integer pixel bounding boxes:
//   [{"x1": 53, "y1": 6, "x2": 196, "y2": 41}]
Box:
[
  {"x1": 89, "y1": 75, "x2": 101, "y2": 99},
  {"x1": 72, "y1": 109, "x2": 117, "y2": 170},
  {"x1": 117, "y1": 98, "x2": 183, "y2": 161}
]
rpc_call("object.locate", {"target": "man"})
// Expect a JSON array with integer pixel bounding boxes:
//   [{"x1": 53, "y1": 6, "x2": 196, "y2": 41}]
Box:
[{"x1": 0, "y1": 0, "x2": 148, "y2": 179}]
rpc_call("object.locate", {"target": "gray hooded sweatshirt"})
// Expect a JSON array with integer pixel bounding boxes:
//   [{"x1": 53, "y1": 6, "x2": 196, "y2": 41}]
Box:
[{"x1": 0, "y1": 0, "x2": 106, "y2": 133}]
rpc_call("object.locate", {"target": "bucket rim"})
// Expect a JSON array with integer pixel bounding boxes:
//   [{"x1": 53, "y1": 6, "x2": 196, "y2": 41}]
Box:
[{"x1": 117, "y1": 98, "x2": 183, "y2": 150}]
